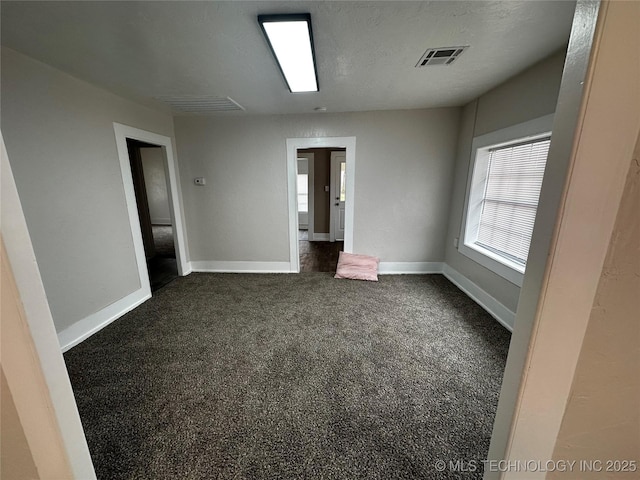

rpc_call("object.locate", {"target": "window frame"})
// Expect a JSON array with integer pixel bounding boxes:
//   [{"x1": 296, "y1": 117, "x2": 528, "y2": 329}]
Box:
[{"x1": 458, "y1": 114, "x2": 554, "y2": 286}]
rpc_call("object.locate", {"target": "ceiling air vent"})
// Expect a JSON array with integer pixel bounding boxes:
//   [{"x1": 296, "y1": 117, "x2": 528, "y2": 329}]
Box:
[
  {"x1": 155, "y1": 96, "x2": 245, "y2": 114},
  {"x1": 415, "y1": 46, "x2": 468, "y2": 67}
]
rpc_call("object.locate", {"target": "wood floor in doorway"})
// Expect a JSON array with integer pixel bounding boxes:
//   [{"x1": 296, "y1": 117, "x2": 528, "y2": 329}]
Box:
[
  {"x1": 149, "y1": 225, "x2": 178, "y2": 291},
  {"x1": 299, "y1": 230, "x2": 343, "y2": 273}
]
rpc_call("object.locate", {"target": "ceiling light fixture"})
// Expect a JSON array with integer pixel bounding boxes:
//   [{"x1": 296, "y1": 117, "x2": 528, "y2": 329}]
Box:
[{"x1": 258, "y1": 13, "x2": 319, "y2": 93}]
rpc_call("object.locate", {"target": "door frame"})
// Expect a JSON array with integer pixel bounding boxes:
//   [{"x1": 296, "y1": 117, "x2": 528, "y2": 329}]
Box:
[
  {"x1": 286, "y1": 137, "x2": 356, "y2": 272},
  {"x1": 1, "y1": 133, "x2": 97, "y2": 478},
  {"x1": 114, "y1": 124, "x2": 189, "y2": 293}
]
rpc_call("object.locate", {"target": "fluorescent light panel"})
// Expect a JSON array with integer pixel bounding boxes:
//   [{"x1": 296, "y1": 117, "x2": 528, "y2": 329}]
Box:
[{"x1": 259, "y1": 14, "x2": 318, "y2": 93}]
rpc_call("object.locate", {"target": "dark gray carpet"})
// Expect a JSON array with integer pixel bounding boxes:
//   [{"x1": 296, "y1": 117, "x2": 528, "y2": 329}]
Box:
[{"x1": 64, "y1": 273, "x2": 510, "y2": 479}]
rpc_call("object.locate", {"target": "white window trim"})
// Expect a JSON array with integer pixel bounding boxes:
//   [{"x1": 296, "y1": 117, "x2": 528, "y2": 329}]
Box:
[{"x1": 459, "y1": 114, "x2": 554, "y2": 286}]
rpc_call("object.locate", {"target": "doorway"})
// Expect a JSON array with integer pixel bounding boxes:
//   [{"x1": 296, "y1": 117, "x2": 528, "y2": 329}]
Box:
[
  {"x1": 286, "y1": 137, "x2": 356, "y2": 273},
  {"x1": 126, "y1": 139, "x2": 178, "y2": 291},
  {"x1": 296, "y1": 148, "x2": 345, "y2": 272},
  {"x1": 114, "y1": 123, "x2": 189, "y2": 298}
]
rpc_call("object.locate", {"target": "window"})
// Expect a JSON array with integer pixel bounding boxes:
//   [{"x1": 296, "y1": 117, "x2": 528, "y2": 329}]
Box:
[
  {"x1": 297, "y1": 174, "x2": 308, "y2": 212},
  {"x1": 459, "y1": 115, "x2": 553, "y2": 286},
  {"x1": 475, "y1": 137, "x2": 550, "y2": 265}
]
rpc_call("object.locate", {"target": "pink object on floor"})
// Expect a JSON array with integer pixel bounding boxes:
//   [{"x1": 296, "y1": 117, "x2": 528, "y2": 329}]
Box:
[{"x1": 334, "y1": 251, "x2": 380, "y2": 282}]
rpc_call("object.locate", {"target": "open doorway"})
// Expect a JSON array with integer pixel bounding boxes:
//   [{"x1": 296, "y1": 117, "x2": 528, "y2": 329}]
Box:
[
  {"x1": 114, "y1": 123, "x2": 189, "y2": 298},
  {"x1": 126, "y1": 139, "x2": 178, "y2": 291},
  {"x1": 286, "y1": 137, "x2": 356, "y2": 273},
  {"x1": 296, "y1": 148, "x2": 345, "y2": 272}
]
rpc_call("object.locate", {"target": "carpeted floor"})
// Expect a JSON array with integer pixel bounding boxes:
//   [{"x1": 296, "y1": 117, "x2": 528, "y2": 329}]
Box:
[{"x1": 64, "y1": 273, "x2": 511, "y2": 479}]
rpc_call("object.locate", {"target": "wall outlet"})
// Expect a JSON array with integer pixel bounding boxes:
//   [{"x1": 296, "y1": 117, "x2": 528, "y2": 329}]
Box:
[
  {"x1": 453, "y1": 237, "x2": 459, "y2": 248},
  {"x1": 194, "y1": 177, "x2": 206, "y2": 186}
]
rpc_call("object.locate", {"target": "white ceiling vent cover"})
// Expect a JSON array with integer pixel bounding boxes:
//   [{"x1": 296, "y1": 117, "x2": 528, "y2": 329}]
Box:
[
  {"x1": 156, "y1": 96, "x2": 245, "y2": 114},
  {"x1": 416, "y1": 46, "x2": 468, "y2": 67}
]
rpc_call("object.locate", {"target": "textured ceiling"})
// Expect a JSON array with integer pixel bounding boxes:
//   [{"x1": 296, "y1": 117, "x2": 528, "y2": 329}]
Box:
[{"x1": 0, "y1": 1, "x2": 576, "y2": 116}]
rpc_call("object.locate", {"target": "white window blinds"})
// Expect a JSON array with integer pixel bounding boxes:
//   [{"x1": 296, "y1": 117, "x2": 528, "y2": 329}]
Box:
[{"x1": 476, "y1": 137, "x2": 551, "y2": 266}]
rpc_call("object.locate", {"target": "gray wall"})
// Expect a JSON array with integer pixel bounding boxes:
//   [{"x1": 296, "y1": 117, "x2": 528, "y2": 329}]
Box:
[
  {"x1": 444, "y1": 50, "x2": 566, "y2": 313},
  {"x1": 141, "y1": 147, "x2": 172, "y2": 225},
  {"x1": 174, "y1": 109, "x2": 460, "y2": 263},
  {"x1": 1, "y1": 47, "x2": 176, "y2": 332}
]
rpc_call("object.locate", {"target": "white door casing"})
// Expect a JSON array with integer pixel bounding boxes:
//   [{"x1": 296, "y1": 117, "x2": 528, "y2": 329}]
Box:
[
  {"x1": 330, "y1": 151, "x2": 346, "y2": 242},
  {"x1": 113, "y1": 123, "x2": 190, "y2": 283},
  {"x1": 286, "y1": 137, "x2": 356, "y2": 272},
  {"x1": 1, "y1": 133, "x2": 97, "y2": 478}
]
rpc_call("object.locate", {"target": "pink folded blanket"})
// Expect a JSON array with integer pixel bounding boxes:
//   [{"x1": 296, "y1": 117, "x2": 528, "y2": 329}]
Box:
[{"x1": 334, "y1": 251, "x2": 379, "y2": 281}]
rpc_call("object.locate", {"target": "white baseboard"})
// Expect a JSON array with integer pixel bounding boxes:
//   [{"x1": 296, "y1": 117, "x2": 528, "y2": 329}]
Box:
[
  {"x1": 442, "y1": 264, "x2": 515, "y2": 331},
  {"x1": 58, "y1": 287, "x2": 151, "y2": 352},
  {"x1": 311, "y1": 233, "x2": 330, "y2": 241},
  {"x1": 151, "y1": 218, "x2": 172, "y2": 226},
  {"x1": 378, "y1": 262, "x2": 444, "y2": 274},
  {"x1": 190, "y1": 261, "x2": 292, "y2": 273}
]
